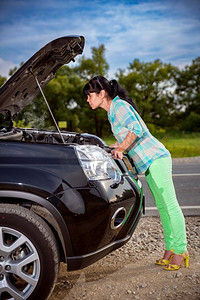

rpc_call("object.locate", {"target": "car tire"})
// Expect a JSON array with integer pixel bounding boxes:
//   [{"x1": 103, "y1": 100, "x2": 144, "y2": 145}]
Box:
[{"x1": 0, "y1": 203, "x2": 60, "y2": 300}]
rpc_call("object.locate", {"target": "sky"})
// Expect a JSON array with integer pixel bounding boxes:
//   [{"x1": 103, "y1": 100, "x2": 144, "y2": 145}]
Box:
[{"x1": 0, "y1": 0, "x2": 200, "y2": 79}]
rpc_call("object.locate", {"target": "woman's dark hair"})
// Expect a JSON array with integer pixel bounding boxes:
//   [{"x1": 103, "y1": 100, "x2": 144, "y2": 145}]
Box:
[{"x1": 83, "y1": 75, "x2": 140, "y2": 114}]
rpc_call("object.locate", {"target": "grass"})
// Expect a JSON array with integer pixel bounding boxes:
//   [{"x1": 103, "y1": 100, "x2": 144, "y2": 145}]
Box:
[{"x1": 103, "y1": 132, "x2": 200, "y2": 158}]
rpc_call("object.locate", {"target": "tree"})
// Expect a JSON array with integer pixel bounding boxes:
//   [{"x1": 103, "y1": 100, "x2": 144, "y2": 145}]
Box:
[
  {"x1": 175, "y1": 57, "x2": 200, "y2": 131},
  {"x1": 116, "y1": 59, "x2": 179, "y2": 128},
  {"x1": 0, "y1": 75, "x2": 7, "y2": 87},
  {"x1": 75, "y1": 44, "x2": 109, "y2": 80},
  {"x1": 71, "y1": 44, "x2": 110, "y2": 136}
]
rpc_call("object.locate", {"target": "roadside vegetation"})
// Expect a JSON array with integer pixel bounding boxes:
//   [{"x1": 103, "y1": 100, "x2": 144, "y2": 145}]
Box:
[{"x1": 0, "y1": 44, "x2": 199, "y2": 158}]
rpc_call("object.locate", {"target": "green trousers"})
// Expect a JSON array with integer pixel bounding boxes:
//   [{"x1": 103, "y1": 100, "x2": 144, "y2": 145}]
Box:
[{"x1": 145, "y1": 156, "x2": 187, "y2": 254}]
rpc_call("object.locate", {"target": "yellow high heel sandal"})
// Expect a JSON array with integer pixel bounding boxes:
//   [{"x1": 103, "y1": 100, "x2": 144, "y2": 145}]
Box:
[
  {"x1": 155, "y1": 250, "x2": 174, "y2": 266},
  {"x1": 163, "y1": 252, "x2": 189, "y2": 271}
]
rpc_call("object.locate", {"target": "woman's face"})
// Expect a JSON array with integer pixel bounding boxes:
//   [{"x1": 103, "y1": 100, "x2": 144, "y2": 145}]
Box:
[{"x1": 87, "y1": 92, "x2": 103, "y2": 110}]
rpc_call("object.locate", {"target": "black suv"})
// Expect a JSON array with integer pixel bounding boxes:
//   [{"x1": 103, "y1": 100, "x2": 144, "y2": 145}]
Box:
[{"x1": 0, "y1": 36, "x2": 144, "y2": 300}]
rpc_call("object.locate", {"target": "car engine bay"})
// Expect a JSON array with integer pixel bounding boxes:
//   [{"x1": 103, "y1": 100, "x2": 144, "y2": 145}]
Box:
[{"x1": 0, "y1": 125, "x2": 108, "y2": 148}]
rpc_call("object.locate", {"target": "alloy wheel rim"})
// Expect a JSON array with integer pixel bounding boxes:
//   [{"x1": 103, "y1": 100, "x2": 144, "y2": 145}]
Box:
[{"x1": 0, "y1": 226, "x2": 40, "y2": 300}]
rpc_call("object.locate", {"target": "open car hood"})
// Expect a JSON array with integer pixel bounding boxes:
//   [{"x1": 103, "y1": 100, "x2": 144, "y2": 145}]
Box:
[{"x1": 0, "y1": 36, "x2": 84, "y2": 123}]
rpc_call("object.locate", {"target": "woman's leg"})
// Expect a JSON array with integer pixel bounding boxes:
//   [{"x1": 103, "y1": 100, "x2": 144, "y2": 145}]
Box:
[
  {"x1": 145, "y1": 156, "x2": 187, "y2": 254},
  {"x1": 145, "y1": 165, "x2": 174, "y2": 251}
]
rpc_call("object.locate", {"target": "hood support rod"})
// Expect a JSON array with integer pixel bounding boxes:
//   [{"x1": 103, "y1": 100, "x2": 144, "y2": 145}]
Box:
[{"x1": 32, "y1": 72, "x2": 66, "y2": 144}]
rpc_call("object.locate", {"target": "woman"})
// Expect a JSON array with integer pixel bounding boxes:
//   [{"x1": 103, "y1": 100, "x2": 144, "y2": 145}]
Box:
[{"x1": 83, "y1": 75, "x2": 189, "y2": 271}]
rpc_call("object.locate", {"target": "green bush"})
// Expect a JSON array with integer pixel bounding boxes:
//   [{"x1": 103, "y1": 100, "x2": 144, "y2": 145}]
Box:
[{"x1": 180, "y1": 112, "x2": 200, "y2": 132}]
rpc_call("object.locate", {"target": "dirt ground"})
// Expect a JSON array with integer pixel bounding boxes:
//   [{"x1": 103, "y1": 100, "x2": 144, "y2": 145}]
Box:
[{"x1": 49, "y1": 216, "x2": 200, "y2": 300}]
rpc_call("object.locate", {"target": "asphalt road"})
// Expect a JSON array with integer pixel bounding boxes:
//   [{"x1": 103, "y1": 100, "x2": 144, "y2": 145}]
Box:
[{"x1": 138, "y1": 160, "x2": 200, "y2": 217}]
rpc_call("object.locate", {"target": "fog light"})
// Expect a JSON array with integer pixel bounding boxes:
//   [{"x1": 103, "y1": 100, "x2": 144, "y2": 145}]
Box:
[{"x1": 111, "y1": 207, "x2": 127, "y2": 230}]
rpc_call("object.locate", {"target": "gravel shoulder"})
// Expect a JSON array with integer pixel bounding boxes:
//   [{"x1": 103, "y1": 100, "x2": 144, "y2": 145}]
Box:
[{"x1": 49, "y1": 216, "x2": 200, "y2": 300}]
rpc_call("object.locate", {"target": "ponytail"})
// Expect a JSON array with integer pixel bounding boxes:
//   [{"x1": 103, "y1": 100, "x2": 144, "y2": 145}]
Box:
[{"x1": 109, "y1": 79, "x2": 140, "y2": 114}]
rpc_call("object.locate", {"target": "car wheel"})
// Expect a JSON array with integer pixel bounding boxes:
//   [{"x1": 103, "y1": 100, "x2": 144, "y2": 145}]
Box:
[{"x1": 0, "y1": 203, "x2": 60, "y2": 300}]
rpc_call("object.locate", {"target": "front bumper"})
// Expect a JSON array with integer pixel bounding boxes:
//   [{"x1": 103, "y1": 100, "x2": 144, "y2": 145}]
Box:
[{"x1": 67, "y1": 205, "x2": 143, "y2": 271}]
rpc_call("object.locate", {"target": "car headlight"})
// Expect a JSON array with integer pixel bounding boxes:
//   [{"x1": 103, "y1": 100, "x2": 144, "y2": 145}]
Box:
[{"x1": 75, "y1": 145, "x2": 121, "y2": 181}]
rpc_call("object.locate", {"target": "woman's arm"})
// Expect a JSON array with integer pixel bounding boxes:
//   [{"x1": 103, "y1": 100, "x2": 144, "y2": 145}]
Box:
[{"x1": 111, "y1": 131, "x2": 137, "y2": 159}]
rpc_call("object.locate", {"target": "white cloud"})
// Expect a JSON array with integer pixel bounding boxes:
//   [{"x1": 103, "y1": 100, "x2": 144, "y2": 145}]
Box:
[{"x1": 0, "y1": 0, "x2": 199, "y2": 79}]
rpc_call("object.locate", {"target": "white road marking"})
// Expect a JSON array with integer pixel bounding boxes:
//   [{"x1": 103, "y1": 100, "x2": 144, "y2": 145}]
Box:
[
  {"x1": 172, "y1": 173, "x2": 200, "y2": 177},
  {"x1": 139, "y1": 173, "x2": 200, "y2": 178},
  {"x1": 146, "y1": 206, "x2": 200, "y2": 210}
]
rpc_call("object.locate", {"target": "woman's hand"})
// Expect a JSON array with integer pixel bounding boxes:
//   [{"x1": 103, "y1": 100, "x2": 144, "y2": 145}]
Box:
[
  {"x1": 110, "y1": 141, "x2": 123, "y2": 158},
  {"x1": 111, "y1": 147, "x2": 124, "y2": 159},
  {"x1": 109, "y1": 132, "x2": 137, "y2": 159}
]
